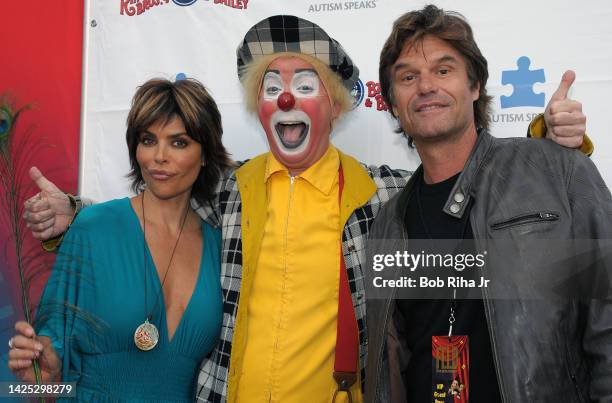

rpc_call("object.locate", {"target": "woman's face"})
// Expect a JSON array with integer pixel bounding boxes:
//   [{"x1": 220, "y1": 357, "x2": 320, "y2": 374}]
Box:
[{"x1": 136, "y1": 115, "x2": 202, "y2": 200}]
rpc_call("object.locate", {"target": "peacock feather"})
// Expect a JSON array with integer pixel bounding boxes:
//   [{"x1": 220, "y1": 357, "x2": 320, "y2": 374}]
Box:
[
  {"x1": 0, "y1": 98, "x2": 43, "y2": 388},
  {"x1": 0, "y1": 104, "x2": 14, "y2": 147},
  {"x1": 0, "y1": 96, "x2": 104, "y2": 392}
]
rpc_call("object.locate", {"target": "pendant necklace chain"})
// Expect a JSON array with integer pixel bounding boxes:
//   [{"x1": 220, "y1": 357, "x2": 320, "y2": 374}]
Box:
[{"x1": 134, "y1": 190, "x2": 190, "y2": 351}]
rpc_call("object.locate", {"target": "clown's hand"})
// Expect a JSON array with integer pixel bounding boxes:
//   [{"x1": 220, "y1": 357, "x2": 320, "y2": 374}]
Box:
[
  {"x1": 24, "y1": 167, "x2": 73, "y2": 241},
  {"x1": 544, "y1": 70, "x2": 586, "y2": 149}
]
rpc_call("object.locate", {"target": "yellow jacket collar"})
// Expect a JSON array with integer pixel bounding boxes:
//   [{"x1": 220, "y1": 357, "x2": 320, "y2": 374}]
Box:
[
  {"x1": 264, "y1": 146, "x2": 340, "y2": 196},
  {"x1": 236, "y1": 148, "x2": 376, "y2": 218}
]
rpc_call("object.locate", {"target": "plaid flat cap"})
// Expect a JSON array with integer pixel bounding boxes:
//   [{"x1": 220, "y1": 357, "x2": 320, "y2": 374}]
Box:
[{"x1": 236, "y1": 15, "x2": 359, "y2": 91}]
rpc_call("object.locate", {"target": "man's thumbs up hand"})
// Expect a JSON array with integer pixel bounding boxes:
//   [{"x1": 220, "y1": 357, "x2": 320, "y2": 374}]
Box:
[{"x1": 544, "y1": 70, "x2": 586, "y2": 149}]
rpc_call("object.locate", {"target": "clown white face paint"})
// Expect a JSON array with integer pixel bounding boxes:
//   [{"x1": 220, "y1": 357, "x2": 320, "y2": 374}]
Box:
[
  {"x1": 258, "y1": 57, "x2": 340, "y2": 175},
  {"x1": 263, "y1": 70, "x2": 320, "y2": 100}
]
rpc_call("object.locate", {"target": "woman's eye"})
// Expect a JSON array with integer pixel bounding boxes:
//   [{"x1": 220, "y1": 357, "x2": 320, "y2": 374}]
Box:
[
  {"x1": 172, "y1": 139, "x2": 188, "y2": 148},
  {"x1": 140, "y1": 136, "x2": 155, "y2": 146}
]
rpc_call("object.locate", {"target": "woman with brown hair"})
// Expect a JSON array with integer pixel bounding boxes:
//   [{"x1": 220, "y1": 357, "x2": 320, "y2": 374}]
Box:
[{"x1": 7, "y1": 77, "x2": 232, "y2": 401}]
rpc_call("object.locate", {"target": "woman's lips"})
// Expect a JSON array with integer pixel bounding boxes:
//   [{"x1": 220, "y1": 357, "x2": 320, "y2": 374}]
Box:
[{"x1": 147, "y1": 170, "x2": 174, "y2": 180}]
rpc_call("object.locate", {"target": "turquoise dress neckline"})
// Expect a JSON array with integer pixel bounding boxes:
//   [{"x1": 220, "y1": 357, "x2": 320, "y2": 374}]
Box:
[
  {"x1": 36, "y1": 198, "x2": 223, "y2": 402},
  {"x1": 125, "y1": 198, "x2": 206, "y2": 346}
]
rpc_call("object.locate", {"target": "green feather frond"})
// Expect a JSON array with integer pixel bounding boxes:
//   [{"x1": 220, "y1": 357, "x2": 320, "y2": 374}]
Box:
[
  {"x1": 0, "y1": 94, "x2": 96, "y2": 391},
  {"x1": 0, "y1": 95, "x2": 42, "y2": 386}
]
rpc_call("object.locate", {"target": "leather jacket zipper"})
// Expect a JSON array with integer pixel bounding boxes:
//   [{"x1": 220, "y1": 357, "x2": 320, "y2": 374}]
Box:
[
  {"x1": 564, "y1": 327, "x2": 586, "y2": 403},
  {"x1": 480, "y1": 281, "x2": 508, "y2": 403},
  {"x1": 569, "y1": 370, "x2": 585, "y2": 403},
  {"x1": 490, "y1": 211, "x2": 559, "y2": 231},
  {"x1": 473, "y1": 214, "x2": 509, "y2": 403}
]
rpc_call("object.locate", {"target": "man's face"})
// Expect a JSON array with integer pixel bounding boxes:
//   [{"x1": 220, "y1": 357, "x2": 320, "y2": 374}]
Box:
[
  {"x1": 258, "y1": 56, "x2": 339, "y2": 173},
  {"x1": 390, "y1": 35, "x2": 479, "y2": 144}
]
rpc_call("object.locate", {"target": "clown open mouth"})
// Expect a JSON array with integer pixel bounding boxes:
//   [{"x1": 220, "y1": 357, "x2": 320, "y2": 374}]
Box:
[{"x1": 275, "y1": 122, "x2": 309, "y2": 149}]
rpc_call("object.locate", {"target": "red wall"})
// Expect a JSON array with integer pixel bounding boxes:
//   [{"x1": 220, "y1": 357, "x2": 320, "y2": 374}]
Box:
[
  {"x1": 0, "y1": 1, "x2": 84, "y2": 360},
  {"x1": 0, "y1": 2, "x2": 83, "y2": 190}
]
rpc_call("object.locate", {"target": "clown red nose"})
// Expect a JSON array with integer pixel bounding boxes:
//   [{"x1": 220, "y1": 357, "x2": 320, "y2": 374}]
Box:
[{"x1": 277, "y1": 92, "x2": 295, "y2": 111}]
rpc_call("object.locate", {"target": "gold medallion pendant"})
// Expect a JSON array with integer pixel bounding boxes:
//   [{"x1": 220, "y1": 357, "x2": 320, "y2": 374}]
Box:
[{"x1": 134, "y1": 319, "x2": 159, "y2": 351}]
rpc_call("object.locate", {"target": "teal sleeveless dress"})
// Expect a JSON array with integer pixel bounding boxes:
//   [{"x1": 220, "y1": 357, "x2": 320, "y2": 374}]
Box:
[{"x1": 36, "y1": 198, "x2": 222, "y2": 402}]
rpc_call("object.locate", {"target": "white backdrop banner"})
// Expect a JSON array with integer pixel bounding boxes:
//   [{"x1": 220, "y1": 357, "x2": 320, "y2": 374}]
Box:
[{"x1": 82, "y1": 0, "x2": 612, "y2": 201}]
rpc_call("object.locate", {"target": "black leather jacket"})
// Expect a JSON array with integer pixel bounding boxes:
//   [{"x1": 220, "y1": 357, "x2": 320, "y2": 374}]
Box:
[{"x1": 364, "y1": 132, "x2": 612, "y2": 403}]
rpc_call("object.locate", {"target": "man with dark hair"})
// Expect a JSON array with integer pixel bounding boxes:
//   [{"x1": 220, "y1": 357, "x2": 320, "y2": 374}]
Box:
[{"x1": 365, "y1": 5, "x2": 611, "y2": 403}]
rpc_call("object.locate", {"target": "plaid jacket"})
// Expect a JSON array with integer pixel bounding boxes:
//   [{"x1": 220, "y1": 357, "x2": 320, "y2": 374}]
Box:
[{"x1": 194, "y1": 150, "x2": 411, "y2": 402}]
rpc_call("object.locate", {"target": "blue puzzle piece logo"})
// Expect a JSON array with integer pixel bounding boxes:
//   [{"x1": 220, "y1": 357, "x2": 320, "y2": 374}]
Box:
[{"x1": 501, "y1": 56, "x2": 545, "y2": 108}]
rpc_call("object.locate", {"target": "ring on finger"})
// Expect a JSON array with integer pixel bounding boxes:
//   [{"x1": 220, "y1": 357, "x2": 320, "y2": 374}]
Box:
[{"x1": 8, "y1": 337, "x2": 14, "y2": 349}]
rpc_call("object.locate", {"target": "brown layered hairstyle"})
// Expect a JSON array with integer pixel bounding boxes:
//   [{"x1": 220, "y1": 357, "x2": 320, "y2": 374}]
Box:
[
  {"x1": 125, "y1": 78, "x2": 233, "y2": 204},
  {"x1": 379, "y1": 5, "x2": 492, "y2": 140}
]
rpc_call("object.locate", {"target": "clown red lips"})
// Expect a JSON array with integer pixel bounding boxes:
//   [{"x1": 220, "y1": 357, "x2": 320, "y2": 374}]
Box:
[{"x1": 258, "y1": 56, "x2": 340, "y2": 175}]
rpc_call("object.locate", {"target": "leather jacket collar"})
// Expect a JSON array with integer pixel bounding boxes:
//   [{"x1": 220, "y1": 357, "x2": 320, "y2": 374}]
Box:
[{"x1": 394, "y1": 129, "x2": 494, "y2": 222}]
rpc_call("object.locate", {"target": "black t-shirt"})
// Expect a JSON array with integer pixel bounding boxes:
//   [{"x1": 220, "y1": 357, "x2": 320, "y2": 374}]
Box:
[{"x1": 396, "y1": 172, "x2": 502, "y2": 403}]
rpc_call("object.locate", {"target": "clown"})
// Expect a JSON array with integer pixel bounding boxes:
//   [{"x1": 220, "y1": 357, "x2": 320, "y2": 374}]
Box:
[
  {"x1": 197, "y1": 18, "x2": 377, "y2": 401},
  {"x1": 22, "y1": 14, "x2": 590, "y2": 403}
]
